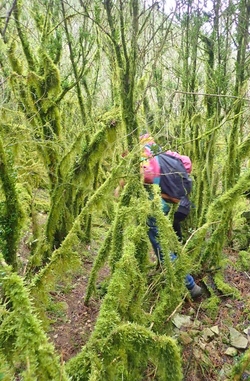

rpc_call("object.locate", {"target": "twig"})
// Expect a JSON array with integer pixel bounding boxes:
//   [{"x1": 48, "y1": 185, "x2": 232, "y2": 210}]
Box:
[
  {"x1": 173, "y1": 89, "x2": 250, "y2": 102},
  {"x1": 165, "y1": 293, "x2": 188, "y2": 323},
  {"x1": 194, "y1": 300, "x2": 203, "y2": 321},
  {"x1": 244, "y1": 271, "x2": 250, "y2": 280},
  {"x1": 1, "y1": 0, "x2": 17, "y2": 43}
]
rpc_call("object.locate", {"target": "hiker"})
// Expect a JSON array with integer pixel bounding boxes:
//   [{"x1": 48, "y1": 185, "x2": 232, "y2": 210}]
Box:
[
  {"x1": 140, "y1": 135, "x2": 202, "y2": 299},
  {"x1": 146, "y1": 196, "x2": 201, "y2": 299},
  {"x1": 115, "y1": 135, "x2": 202, "y2": 299}
]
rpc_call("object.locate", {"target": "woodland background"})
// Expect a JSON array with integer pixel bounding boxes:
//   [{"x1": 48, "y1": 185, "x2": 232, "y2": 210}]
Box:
[{"x1": 1, "y1": 0, "x2": 250, "y2": 380}]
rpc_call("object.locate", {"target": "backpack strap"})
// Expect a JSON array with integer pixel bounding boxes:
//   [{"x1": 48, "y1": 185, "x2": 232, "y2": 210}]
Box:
[{"x1": 161, "y1": 193, "x2": 180, "y2": 204}]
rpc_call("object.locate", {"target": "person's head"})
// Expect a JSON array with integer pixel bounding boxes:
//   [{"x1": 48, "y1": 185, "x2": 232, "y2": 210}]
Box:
[{"x1": 139, "y1": 133, "x2": 155, "y2": 146}]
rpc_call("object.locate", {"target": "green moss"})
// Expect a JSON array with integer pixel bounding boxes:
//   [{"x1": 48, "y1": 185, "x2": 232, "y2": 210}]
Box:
[
  {"x1": 97, "y1": 107, "x2": 122, "y2": 127},
  {"x1": 0, "y1": 255, "x2": 69, "y2": 380},
  {"x1": 0, "y1": 139, "x2": 24, "y2": 270},
  {"x1": 214, "y1": 272, "x2": 241, "y2": 299},
  {"x1": 26, "y1": 71, "x2": 44, "y2": 98},
  {"x1": 229, "y1": 199, "x2": 250, "y2": 250},
  {"x1": 84, "y1": 226, "x2": 113, "y2": 304},
  {"x1": 0, "y1": 351, "x2": 14, "y2": 381},
  {"x1": 231, "y1": 228, "x2": 250, "y2": 251},
  {"x1": 7, "y1": 40, "x2": 23, "y2": 74},
  {"x1": 15, "y1": 183, "x2": 32, "y2": 223},
  {"x1": 202, "y1": 295, "x2": 221, "y2": 319},
  {"x1": 39, "y1": 50, "x2": 61, "y2": 98},
  {"x1": 236, "y1": 250, "x2": 250, "y2": 271},
  {"x1": 33, "y1": 198, "x2": 50, "y2": 214}
]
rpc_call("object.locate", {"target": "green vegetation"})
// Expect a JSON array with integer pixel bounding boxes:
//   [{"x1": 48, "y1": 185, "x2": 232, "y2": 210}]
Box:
[{"x1": 1, "y1": 0, "x2": 250, "y2": 380}]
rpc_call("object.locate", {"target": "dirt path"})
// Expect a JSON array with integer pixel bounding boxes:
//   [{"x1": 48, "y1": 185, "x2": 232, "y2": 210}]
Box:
[{"x1": 48, "y1": 247, "x2": 250, "y2": 380}]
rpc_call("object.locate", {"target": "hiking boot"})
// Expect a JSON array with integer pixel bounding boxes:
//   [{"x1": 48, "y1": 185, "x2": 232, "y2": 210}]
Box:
[{"x1": 190, "y1": 284, "x2": 203, "y2": 299}]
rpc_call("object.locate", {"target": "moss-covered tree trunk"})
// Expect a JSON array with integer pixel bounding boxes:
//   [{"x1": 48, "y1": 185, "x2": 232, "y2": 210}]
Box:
[
  {"x1": 0, "y1": 137, "x2": 22, "y2": 270},
  {"x1": 1, "y1": 0, "x2": 105, "y2": 258},
  {"x1": 103, "y1": 0, "x2": 140, "y2": 151},
  {"x1": 224, "y1": 0, "x2": 250, "y2": 190}
]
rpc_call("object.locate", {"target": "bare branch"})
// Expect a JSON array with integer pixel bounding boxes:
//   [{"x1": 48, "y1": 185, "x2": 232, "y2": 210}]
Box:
[{"x1": 1, "y1": 0, "x2": 17, "y2": 43}]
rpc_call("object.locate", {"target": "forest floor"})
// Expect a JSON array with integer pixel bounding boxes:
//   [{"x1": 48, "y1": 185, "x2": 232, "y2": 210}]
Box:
[{"x1": 44, "y1": 230, "x2": 250, "y2": 381}]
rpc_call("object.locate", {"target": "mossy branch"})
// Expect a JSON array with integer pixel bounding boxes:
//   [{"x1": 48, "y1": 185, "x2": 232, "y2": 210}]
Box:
[
  {"x1": 67, "y1": 245, "x2": 144, "y2": 379},
  {"x1": 29, "y1": 157, "x2": 127, "y2": 310},
  {"x1": 61, "y1": 0, "x2": 87, "y2": 124},
  {"x1": 68, "y1": 243, "x2": 182, "y2": 380},
  {"x1": 198, "y1": 168, "x2": 250, "y2": 266},
  {"x1": 45, "y1": 129, "x2": 85, "y2": 248},
  {"x1": 214, "y1": 271, "x2": 241, "y2": 298},
  {"x1": 0, "y1": 137, "x2": 23, "y2": 270},
  {"x1": 13, "y1": 0, "x2": 36, "y2": 71},
  {"x1": 85, "y1": 176, "x2": 149, "y2": 304},
  {"x1": 84, "y1": 225, "x2": 113, "y2": 305},
  {"x1": 74, "y1": 121, "x2": 118, "y2": 181},
  {"x1": 68, "y1": 182, "x2": 187, "y2": 380},
  {"x1": 148, "y1": 192, "x2": 189, "y2": 331},
  {"x1": 0, "y1": 255, "x2": 69, "y2": 381},
  {"x1": 68, "y1": 320, "x2": 182, "y2": 381},
  {"x1": 45, "y1": 119, "x2": 119, "y2": 251},
  {"x1": 238, "y1": 133, "x2": 250, "y2": 159},
  {"x1": 100, "y1": 322, "x2": 183, "y2": 381},
  {"x1": 213, "y1": 168, "x2": 250, "y2": 209}
]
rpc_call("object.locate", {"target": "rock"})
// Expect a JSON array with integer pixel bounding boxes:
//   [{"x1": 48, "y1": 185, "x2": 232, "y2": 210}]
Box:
[
  {"x1": 244, "y1": 326, "x2": 250, "y2": 336},
  {"x1": 192, "y1": 319, "x2": 202, "y2": 328},
  {"x1": 189, "y1": 329, "x2": 200, "y2": 337},
  {"x1": 172, "y1": 313, "x2": 192, "y2": 329},
  {"x1": 211, "y1": 325, "x2": 219, "y2": 335},
  {"x1": 202, "y1": 327, "x2": 215, "y2": 342},
  {"x1": 224, "y1": 347, "x2": 238, "y2": 357},
  {"x1": 179, "y1": 331, "x2": 193, "y2": 345},
  {"x1": 244, "y1": 326, "x2": 250, "y2": 344},
  {"x1": 229, "y1": 327, "x2": 248, "y2": 349},
  {"x1": 197, "y1": 338, "x2": 207, "y2": 350}
]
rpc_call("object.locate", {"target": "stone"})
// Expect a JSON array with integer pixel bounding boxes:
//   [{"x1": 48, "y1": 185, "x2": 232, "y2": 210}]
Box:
[
  {"x1": 210, "y1": 325, "x2": 219, "y2": 335},
  {"x1": 224, "y1": 347, "x2": 238, "y2": 357},
  {"x1": 197, "y1": 339, "x2": 207, "y2": 350},
  {"x1": 202, "y1": 327, "x2": 215, "y2": 342},
  {"x1": 243, "y1": 326, "x2": 250, "y2": 336},
  {"x1": 229, "y1": 327, "x2": 248, "y2": 349},
  {"x1": 172, "y1": 314, "x2": 192, "y2": 329},
  {"x1": 179, "y1": 331, "x2": 193, "y2": 345}
]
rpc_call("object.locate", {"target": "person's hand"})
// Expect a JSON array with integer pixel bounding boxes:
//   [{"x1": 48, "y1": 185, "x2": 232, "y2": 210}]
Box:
[
  {"x1": 114, "y1": 179, "x2": 125, "y2": 198},
  {"x1": 114, "y1": 186, "x2": 120, "y2": 198}
]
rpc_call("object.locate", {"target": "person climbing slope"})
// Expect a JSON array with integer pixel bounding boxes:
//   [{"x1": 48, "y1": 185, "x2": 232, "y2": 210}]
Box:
[{"x1": 139, "y1": 133, "x2": 202, "y2": 299}]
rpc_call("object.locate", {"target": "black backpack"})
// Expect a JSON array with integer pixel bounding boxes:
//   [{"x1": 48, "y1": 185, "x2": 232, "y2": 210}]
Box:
[{"x1": 158, "y1": 153, "x2": 192, "y2": 203}]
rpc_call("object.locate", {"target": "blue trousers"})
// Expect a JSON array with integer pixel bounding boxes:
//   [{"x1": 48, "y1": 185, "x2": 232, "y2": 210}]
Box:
[{"x1": 147, "y1": 216, "x2": 195, "y2": 290}]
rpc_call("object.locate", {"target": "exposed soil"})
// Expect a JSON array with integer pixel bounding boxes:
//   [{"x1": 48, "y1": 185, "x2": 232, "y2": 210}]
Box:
[
  {"x1": 46, "y1": 243, "x2": 250, "y2": 381},
  {"x1": 48, "y1": 257, "x2": 108, "y2": 363}
]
